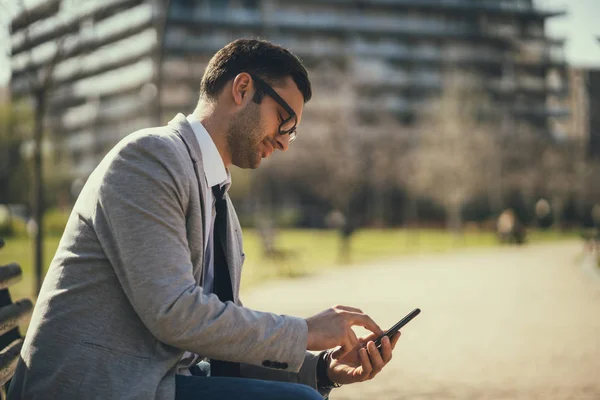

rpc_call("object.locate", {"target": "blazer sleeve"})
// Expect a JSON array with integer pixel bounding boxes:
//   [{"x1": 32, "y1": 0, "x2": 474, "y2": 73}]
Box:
[
  {"x1": 92, "y1": 132, "x2": 307, "y2": 373},
  {"x1": 240, "y1": 352, "x2": 329, "y2": 396},
  {"x1": 234, "y1": 300, "x2": 332, "y2": 398}
]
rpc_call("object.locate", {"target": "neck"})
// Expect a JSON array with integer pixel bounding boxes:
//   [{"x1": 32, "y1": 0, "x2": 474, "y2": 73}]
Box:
[{"x1": 193, "y1": 100, "x2": 232, "y2": 167}]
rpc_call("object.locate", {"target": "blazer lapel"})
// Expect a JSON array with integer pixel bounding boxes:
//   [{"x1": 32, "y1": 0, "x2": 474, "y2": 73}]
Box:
[
  {"x1": 169, "y1": 113, "x2": 240, "y2": 303},
  {"x1": 168, "y1": 113, "x2": 208, "y2": 284}
]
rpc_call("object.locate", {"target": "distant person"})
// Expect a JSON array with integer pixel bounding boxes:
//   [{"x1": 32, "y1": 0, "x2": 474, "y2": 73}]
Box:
[
  {"x1": 9, "y1": 39, "x2": 400, "y2": 400},
  {"x1": 497, "y1": 209, "x2": 526, "y2": 245}
]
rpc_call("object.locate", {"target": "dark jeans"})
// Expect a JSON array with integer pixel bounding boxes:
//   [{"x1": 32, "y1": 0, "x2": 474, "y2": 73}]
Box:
[{"x1": 175, "y1": 375, "x2": 323, "y2": 400}]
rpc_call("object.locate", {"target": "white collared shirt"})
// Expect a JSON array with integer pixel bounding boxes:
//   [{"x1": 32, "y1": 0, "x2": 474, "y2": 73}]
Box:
[
  {"x1": 178, "y1": 115, "x2": 231, "y2": 376},
  {"x1": 186, "y1": 114, "x2": 231, "y2": 294}
]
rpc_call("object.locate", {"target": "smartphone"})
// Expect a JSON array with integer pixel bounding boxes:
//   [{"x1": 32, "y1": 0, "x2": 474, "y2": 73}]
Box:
[{"x1": 374, "y1": 308, "x2": 421, "y2": 351}]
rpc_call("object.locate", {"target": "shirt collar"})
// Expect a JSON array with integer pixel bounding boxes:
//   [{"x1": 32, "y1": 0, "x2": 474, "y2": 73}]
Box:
[{"x1": 186, "y1": 114, "x2": 230, "y2": 191}]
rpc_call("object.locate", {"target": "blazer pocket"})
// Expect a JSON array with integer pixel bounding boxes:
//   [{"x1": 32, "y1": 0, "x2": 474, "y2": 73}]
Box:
[
  {"x1": 79, "y1": 340, "x2": 151, "y2": 360},
  {"x1": 75, "y1": 341, "x2": 153, "y2": 399}
]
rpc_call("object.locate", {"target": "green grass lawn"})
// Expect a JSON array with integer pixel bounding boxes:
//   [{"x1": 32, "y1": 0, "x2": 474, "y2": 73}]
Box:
[
  {"x1": 1, "y1": 236, "x2": 62, "y2": 302},
  {"x1": 239, "y1": 228, "x2": 577, "y2": 289},
  {"x1": 0, "y1": 228, "x2": 577, "y2": 303}
]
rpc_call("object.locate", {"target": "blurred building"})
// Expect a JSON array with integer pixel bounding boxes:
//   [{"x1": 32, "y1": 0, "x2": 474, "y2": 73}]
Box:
[
  {"x1": 568, "y1": 67, "x2": 600, "y2": 160},
  {"x1": 9, "y1": 0, "x2": 567, "y2": 179}
]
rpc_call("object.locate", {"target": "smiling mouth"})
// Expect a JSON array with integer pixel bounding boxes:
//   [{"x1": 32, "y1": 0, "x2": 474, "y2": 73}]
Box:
[{"x1": 262, "y1": 142, "x2": 274, "y2": 158}]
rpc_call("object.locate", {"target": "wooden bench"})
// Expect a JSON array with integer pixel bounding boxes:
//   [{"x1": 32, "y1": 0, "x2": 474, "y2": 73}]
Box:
[{"x1": 0, "y1": 238, "x2": 34, "y2": 399}]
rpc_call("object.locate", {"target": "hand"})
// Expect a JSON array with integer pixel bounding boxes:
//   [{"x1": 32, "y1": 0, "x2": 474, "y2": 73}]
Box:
[
  {"x1": 327, "y1": 331, "x2": 401, "y2": 385},
  {"x1": 305, "y1": 305, "x2": 383, "y2": 356}
]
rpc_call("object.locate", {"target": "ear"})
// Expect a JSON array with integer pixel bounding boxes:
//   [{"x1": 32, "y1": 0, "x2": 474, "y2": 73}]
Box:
[{"x1": 231, "y1": 73, "x2": 253, "y2": 106}]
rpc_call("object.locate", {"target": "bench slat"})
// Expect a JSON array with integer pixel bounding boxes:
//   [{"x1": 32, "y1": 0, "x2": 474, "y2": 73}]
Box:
[
  {"x1": 0, "y1": 265, "x2": 22, "y2": 290},
  {"x1": 0, "y1": 339, "x2": 23, "y2": 386},
  {"x1": 0, "y1": 301, "x2": 33, "y2": 337},
  {"x1": 0, "y1": 238, "x2": 29, "y2": 391}
]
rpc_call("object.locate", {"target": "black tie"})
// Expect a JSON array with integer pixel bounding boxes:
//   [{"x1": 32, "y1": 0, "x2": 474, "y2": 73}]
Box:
[{"x1": 209, "y1": 185, "x2": 241, "y2": 378}]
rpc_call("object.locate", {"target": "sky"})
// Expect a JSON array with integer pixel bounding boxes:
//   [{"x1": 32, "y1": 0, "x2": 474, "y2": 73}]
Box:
[
  {"x1": 538, "y1": 0, "x2": 600, "y2": 68},
  {"x1": 0, "y1": 0, "x2": 598, "y2": 86}
]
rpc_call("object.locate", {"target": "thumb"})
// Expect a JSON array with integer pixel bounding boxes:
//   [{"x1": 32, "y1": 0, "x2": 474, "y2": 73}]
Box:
[{"x1": 331, "y1": 345, "x2": 351, "y2": 360}]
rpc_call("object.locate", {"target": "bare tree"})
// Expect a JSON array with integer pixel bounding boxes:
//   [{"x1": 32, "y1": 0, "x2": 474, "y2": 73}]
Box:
[
  {"x1": 408, "y1": 73, "x2": 497, "y2": 234},
  {"x1": 0, "y1": 99, "x2": 34, "y2": 205},
  {"x1": 584, "y1": 160, "x2": 600, "y2": 226},
  {"x1": 274, "y1": 108, "x2": 365, "y2": 262},
  {"x1": 498, "y1": 125, "x2": 544, "y2": 223},
  {"x1": 9, "y1": 0, "x2": 95, "y2": 293},
  {"x1": 361, "y1": 117, "x2": 417, "y2": 228},
  {"x1": 258, "y1": 60, "x2": 373, "y2": 262},
  {"x1": 540, "y1": 140, "x2": 585, "y2": 229}
]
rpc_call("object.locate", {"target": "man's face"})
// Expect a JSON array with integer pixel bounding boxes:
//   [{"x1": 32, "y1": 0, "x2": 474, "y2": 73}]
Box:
[{"x1": 226, "y1": 76, "x2": 304, "y2": 169}]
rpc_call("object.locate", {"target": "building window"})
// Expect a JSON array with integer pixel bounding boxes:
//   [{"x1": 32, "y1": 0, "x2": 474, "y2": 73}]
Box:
[
  {"x1": 208, "y1": 0, "x2": 229, "y2": 9},
  {"x1": 241, "y1": 0, "x2": 259, "y2": 9}
]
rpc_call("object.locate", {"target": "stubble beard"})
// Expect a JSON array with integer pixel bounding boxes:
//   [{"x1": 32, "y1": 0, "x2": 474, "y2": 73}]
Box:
[{"x1": 227, "y1": 101, "x2": 264, "y2": 169}]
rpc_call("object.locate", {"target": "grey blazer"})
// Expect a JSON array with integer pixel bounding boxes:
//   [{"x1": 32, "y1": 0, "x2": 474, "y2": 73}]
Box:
[{"x1": 8, "y1": 114, "x2": 320, "y2": 400}]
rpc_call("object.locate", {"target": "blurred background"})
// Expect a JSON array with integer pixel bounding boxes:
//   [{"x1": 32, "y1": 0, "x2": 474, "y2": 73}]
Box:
[
  {"x1": 1, "y1": 0, "x2": 600, "y2": 398},
  {"x1": 0, "y1": 0, "x2": 599, "y2": 293},
  {"x1": 0, "y1": 0, "x2": 599, "y2": 292}
]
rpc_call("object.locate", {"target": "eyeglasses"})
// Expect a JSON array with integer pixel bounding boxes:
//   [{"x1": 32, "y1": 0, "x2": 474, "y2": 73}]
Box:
[{"x1": 250, "y1": 74, "x2": 298, "y2": 143}]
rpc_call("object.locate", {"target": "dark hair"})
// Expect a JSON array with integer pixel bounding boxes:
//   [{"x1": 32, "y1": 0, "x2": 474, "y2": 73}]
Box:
[{"x1": 200, "y1": 38, "x2": 312, "y2": 104}]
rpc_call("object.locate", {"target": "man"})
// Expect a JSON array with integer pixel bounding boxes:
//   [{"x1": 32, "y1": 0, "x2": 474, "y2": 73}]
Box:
[{"x1": 9, "y1": 39, "x2": 400, "y2": 400}]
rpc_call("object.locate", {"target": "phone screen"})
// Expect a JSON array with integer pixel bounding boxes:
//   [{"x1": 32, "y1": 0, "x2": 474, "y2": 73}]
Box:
[{"x1": 374, "y1": 308, "x2": 421, "y2": 349}]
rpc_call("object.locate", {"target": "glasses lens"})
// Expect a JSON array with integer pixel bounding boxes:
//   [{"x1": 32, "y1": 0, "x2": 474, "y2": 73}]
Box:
[
  {"x1": 288, "y1": 130, "x2": 297, "y2": 143},
  {"x1": 280, "y1": 116, "x2": 296, "y2": 134}
]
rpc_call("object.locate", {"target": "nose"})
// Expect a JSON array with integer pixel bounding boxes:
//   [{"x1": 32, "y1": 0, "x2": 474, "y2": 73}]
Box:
[{"x1": 275, "y1": 133, "x2": 290, "y2": 152}]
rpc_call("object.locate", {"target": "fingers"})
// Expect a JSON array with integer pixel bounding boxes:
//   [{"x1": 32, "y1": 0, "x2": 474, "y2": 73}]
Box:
[
  {"x1": 334, "y1": 305, "x2": 381, "y2": 334},
  {"x1": 390, "y1": 332, "x2": 401, "y2": 349},
  {"x1": 356, "y1": 347, "x2": 372, "y2": 380},
  {"x1": 366, "y1": 341, "x2": 385, "y2": 378},
  {"x1": 379, "y1": 336, "x2": 393, "y2": 364},
  {"x1": 346, "y1": 335, "x2": 397, "y2": 382},
  {"x1": 334, "y1": 305, "x2": 364, "y2": 314},
  {"x1": 360, "y1": 332, "x2": 380, "y2": 344},
  {"x1": 337, "y1": 329, "x2": 360, "y2": 359},
  {"x1": 346, "y1": 312, "x2": 383, "y2": 336},
  {"x1": 331, "y1": 346, "x2": 344, "y2": 360},
  {"x1": 347, "y1": 329, "x2": 359, "y2": 351}
]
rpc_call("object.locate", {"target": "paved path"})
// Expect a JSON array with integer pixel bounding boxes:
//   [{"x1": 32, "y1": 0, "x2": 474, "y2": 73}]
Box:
[{"x1": 242, "y1": 241, "x2": 600, "y2": 399}]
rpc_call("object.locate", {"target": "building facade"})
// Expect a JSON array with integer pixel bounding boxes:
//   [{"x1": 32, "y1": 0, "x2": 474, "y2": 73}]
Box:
[
  {"x1": 10, "y1": 0, "x2": 567, "y2": 179},
  {"x1": 568, "y1": 67, "x2": 600, "y2": 160}
]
